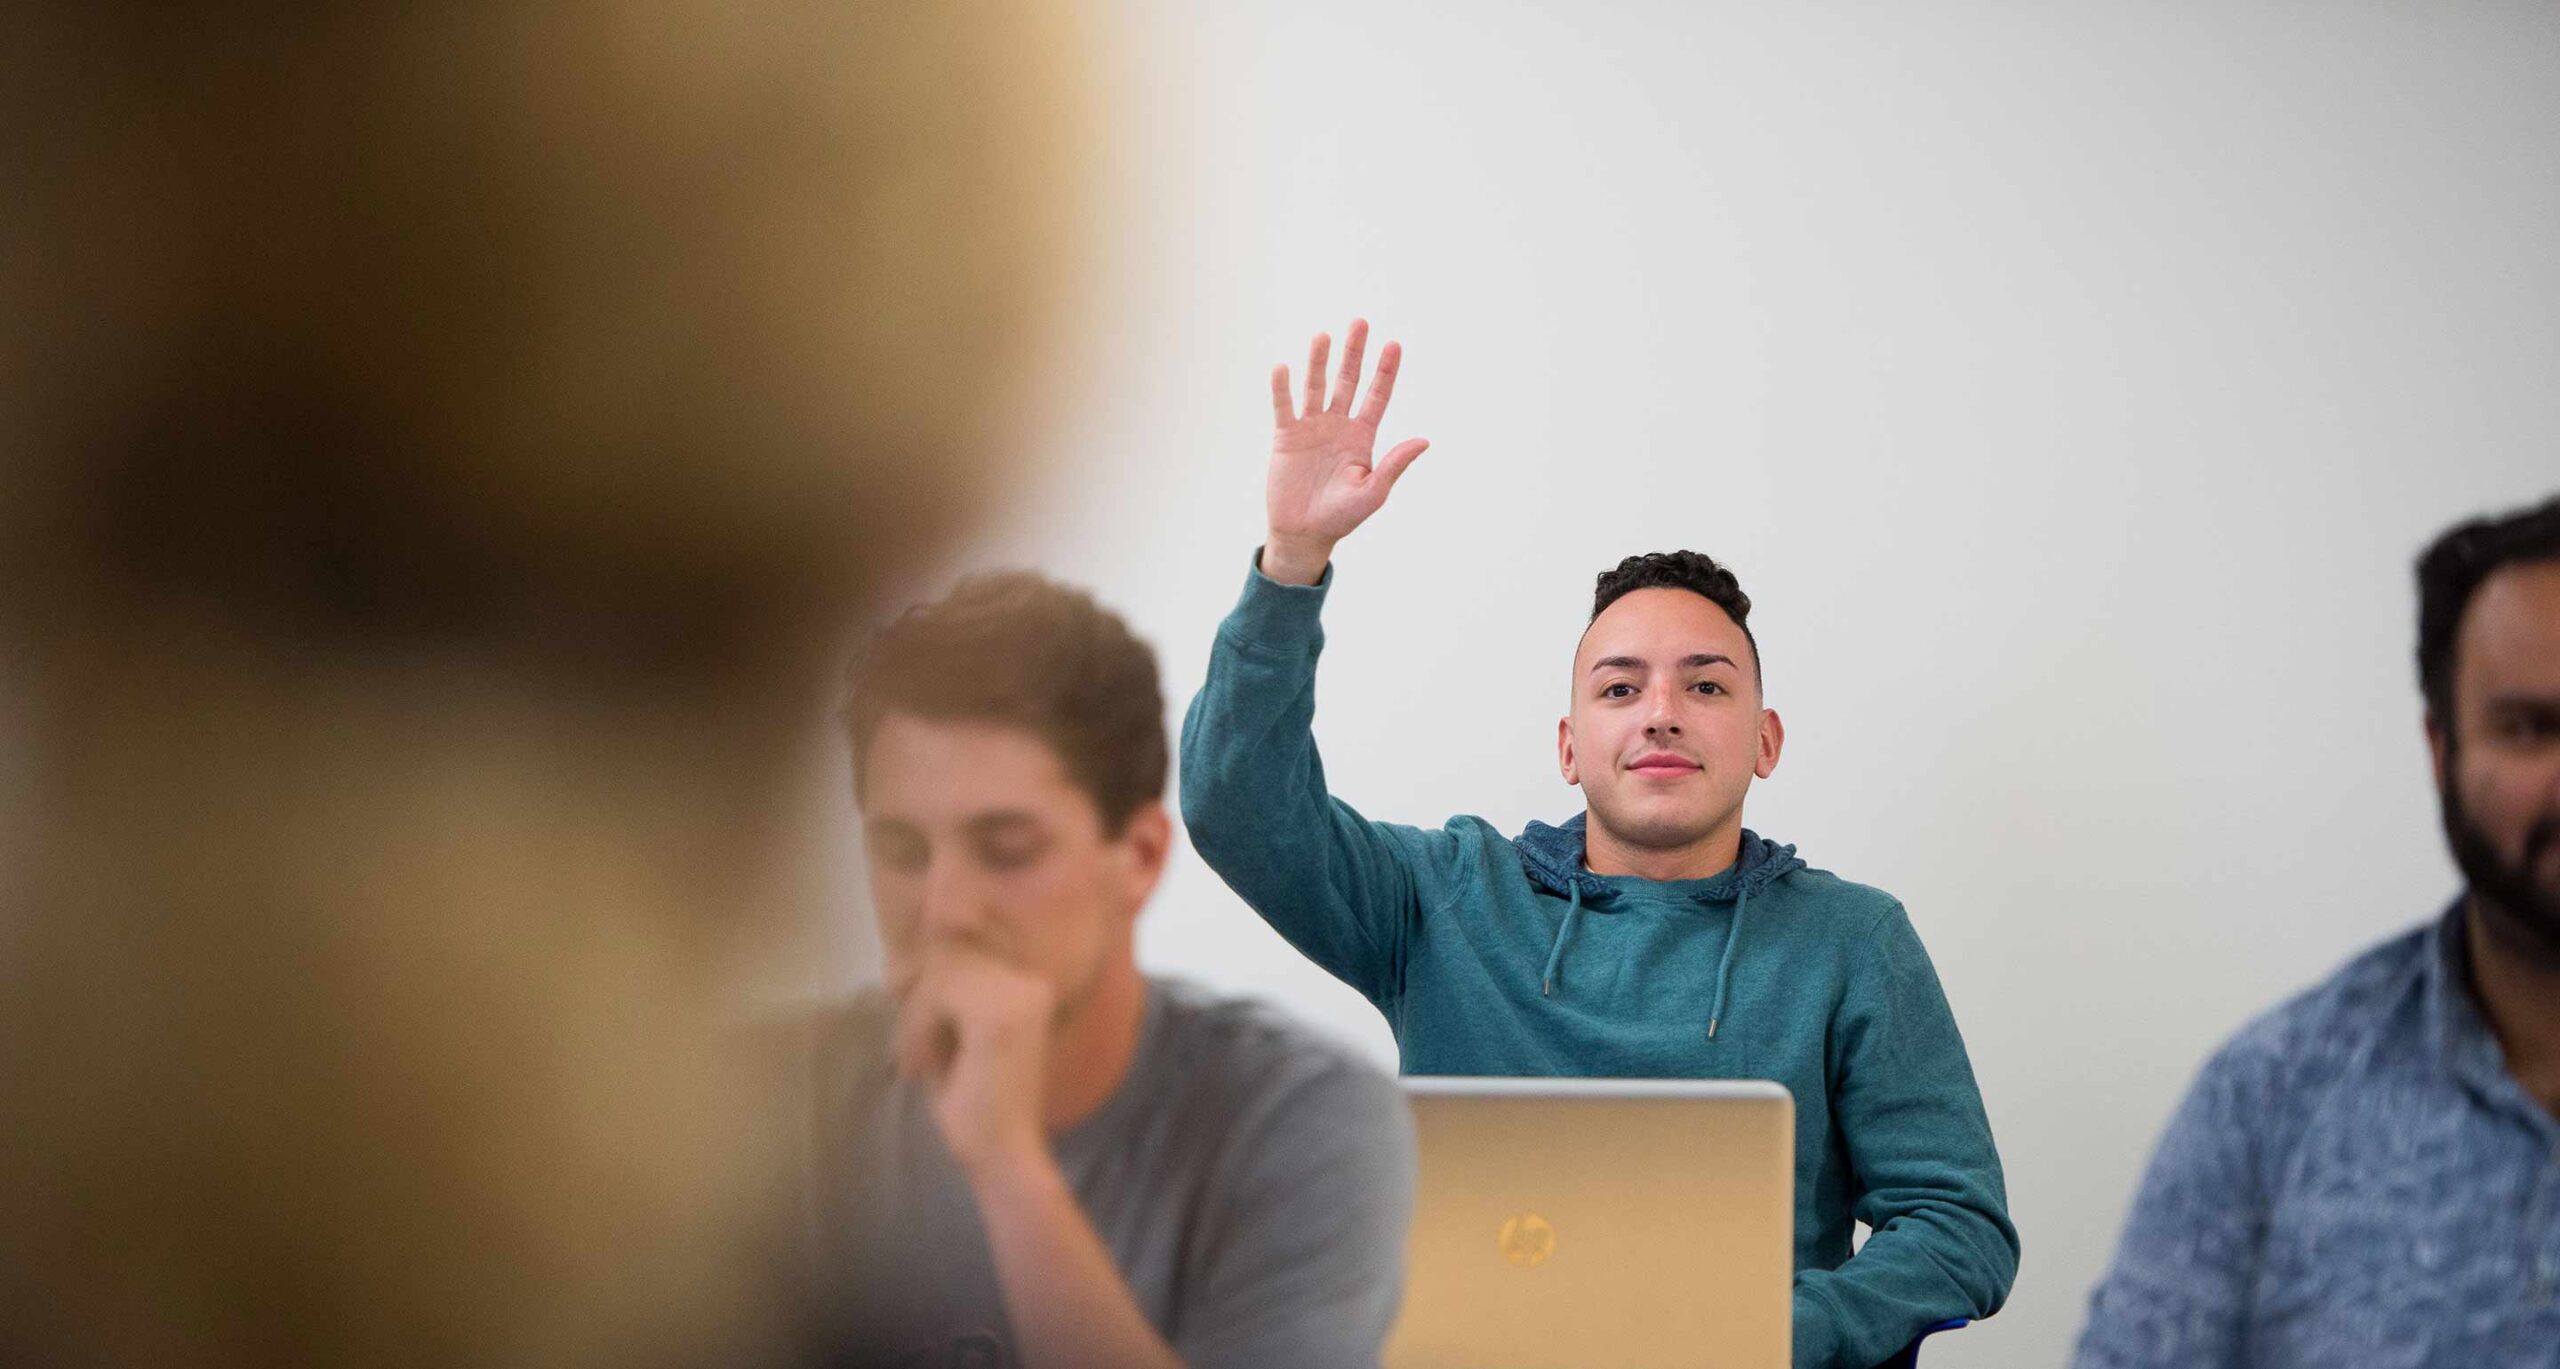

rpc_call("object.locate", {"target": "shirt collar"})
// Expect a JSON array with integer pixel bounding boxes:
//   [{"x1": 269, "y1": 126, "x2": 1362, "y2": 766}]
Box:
[{"x1": 2425, "y1": 897, "x2": 2560, "y2": 1138}]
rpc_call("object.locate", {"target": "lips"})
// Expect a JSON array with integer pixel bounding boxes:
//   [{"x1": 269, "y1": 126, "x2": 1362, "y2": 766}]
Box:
[{"x1": 1627, "y1": 752, "x2": 1702, "y2": 777}]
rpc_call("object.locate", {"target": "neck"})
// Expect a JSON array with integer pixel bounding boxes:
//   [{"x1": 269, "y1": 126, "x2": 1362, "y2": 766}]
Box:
[
  {"x1": 2464, "y1": 895, "x2": 2560, "y2": 1118},
  {"x1": 1582, "y1": 813, "x2": 1744, "y2": 883},
  {"x1": 1040, "y1": 955, "x2": 1148, "y2": 1135}
]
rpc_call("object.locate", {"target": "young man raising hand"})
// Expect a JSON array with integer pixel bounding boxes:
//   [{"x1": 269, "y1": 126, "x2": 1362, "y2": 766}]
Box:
[{"x1": 1181, "y1": 321, "x2": 2018, "y2": 1369}]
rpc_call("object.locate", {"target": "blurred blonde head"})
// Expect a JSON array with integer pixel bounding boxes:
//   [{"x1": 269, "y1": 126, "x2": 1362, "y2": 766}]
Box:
[{"x1": 0, "y1": 3, "x2": 1086, "y2": 1364}]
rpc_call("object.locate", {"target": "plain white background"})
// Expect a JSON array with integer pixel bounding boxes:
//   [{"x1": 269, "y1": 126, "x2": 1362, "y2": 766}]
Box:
[{"x1": 838, "y1": 3, "x2": 2560, "y2": 1364}]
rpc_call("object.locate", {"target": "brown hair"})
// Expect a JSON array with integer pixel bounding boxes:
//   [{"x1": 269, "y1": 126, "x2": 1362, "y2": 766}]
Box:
[{"x1": 847, "y1": 572, "x2": 1168, "y2": 836}]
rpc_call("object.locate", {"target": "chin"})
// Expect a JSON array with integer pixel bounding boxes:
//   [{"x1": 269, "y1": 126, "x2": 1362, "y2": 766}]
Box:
[{"x1": 1595, "y1": 806, "x2": 1722, "y2": 852}]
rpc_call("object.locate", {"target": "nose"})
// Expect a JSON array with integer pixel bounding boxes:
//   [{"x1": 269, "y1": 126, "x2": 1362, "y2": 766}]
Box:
[
  {"x1": 1643, "y1": 690, "x2": 1682, "y2": 737},
  {"x1": 919, "y1": 854, "x2": 983, "y2": 941}
]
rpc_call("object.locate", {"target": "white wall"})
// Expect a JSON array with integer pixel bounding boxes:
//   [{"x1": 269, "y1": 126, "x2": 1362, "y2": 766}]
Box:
[{"x1": 859, "y1": 3, "x2": 2560, "y2": 1364}]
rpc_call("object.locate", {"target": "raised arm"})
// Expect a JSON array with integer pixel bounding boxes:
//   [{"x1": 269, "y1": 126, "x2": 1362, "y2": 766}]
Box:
[{"x1": 1179, "y1": 320, "x2": 1450, "y2": 1008}]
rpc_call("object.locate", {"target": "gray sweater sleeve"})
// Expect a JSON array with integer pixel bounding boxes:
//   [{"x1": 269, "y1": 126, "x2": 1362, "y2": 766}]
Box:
[{"x1": 1169, "y1": 1057, "x2": 1418, "y2": 1369}]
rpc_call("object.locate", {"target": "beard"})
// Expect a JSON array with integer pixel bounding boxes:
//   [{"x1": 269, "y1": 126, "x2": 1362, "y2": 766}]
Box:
[{"x1": 2437, "y1": 755, "x2": 2560, "y2": 965}]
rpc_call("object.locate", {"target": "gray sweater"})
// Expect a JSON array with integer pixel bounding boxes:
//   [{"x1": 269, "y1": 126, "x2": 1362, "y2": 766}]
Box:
[{"x1": 805, "y1": 977, "x2": 1415, "y2": 1369}]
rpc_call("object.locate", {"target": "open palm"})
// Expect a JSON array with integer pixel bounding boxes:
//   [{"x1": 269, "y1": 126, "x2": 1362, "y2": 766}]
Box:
[{"x1": 1267, "y1": 319, "x2": 1430, "y2": 547}]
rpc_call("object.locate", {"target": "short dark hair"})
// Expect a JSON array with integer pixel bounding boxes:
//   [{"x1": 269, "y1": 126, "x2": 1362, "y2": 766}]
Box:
[
  {"x1": 1592, "y1": 550, "x2": 1762, "y2": 684},
  {"x1": 845, "y1": 572, "x2": 1166, "y2": 834},
  {"x1": 2415, "y1": 494, "x2": 2560, "y2": 731}
]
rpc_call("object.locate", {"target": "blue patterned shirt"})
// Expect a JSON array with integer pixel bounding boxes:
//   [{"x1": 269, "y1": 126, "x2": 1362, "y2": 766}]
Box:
[{"x1": 2072, "y1": 904, "x2": 2560, "y2": 1369}]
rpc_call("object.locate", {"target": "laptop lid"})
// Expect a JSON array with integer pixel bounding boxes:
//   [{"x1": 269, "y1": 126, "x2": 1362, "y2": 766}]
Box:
[{"x1": 1386, "y1": 1077, "x2": 1794, "y2": 1369}]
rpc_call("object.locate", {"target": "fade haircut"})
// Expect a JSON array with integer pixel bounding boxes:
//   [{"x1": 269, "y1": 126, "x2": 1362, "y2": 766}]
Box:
[
  {"x1": 2416, "y1": 494, "x2": 2560, "y2": 735},
  {"x1": 846, "y1": 571, "x2": 1167, "y2": 835},
  {"x1": 1592, "y1": 550, "x2": 1762, "y2": 685}
]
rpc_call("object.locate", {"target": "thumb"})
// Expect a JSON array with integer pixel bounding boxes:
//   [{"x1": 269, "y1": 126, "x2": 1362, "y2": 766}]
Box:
[{"x1": 1374, "y1": 437, "x2": 1430, "y2": 490}]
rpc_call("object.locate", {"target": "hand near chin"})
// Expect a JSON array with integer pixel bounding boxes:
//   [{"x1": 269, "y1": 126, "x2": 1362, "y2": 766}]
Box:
[
  {"x1": 1261, "y1": 318, "x2": 1430, "y2": 585},
  {"x1": 890, "y1": 943, "x2": 1057, "y2": 1176}
]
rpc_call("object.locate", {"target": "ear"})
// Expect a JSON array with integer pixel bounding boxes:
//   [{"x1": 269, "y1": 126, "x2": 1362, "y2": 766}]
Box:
[
  {"x1": 1754, "y1": 708, "x2": 1785, "y2": 780},
  {"x1": 1557, "y1": 716, "x2": 1580, "y2": 786},
  {"x1": 2425, "y1": 712, "x2": 2448, "y2": 793},
  {"x1": 1114, "y1": 802, "x2": 1174, "y2": 916}
]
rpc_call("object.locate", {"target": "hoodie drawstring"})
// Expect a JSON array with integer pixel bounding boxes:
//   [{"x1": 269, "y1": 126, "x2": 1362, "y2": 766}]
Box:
[
  {"x1": 1540, "y1": 881, "x2": 1584, "y2": 998},
  {"x1": 1706, "y1": 884, "x2": 1749, "y2": 1040}
]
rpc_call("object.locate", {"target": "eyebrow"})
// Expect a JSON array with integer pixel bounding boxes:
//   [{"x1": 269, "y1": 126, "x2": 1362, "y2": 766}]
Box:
[
  {"x1": 863, "y1": 810, "x2": 1045, "y2": 837},
  {"x1": 1588, "y1": 653, "x2": 1737, "y2": 674}
]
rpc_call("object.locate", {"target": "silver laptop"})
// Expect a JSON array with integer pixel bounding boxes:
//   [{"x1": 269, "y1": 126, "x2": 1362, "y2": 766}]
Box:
[{"x1": 1386, "y1": 1077, "x2": 1795, "y2": 1369}]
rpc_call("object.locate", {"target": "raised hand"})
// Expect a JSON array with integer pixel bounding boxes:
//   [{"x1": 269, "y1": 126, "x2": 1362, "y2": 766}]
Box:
[{"x1": 1262, "y1": 318, "x2": 1429, "y2": 585}]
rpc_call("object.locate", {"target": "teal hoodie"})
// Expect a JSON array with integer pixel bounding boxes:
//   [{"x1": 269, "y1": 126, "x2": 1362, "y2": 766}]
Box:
[{"x1": 1178, "y1": 560, "x2": 2018, "y2": 1369}]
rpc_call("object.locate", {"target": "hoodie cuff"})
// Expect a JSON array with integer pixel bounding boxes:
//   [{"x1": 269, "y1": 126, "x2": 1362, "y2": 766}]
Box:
[
  {"x1": 1219, "y1": 547, "x2": 1333, "y2": 650},
  {"x1": 1789, "y1": 1284, "x2": 1841, "y2": 1369}
]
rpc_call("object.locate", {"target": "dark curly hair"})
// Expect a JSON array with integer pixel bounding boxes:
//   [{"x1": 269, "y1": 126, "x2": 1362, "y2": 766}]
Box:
[
  {"x1": 1592, "y1": 550, "x2": 1761, "y2": 685},
  {"x1": 2416, "y1": 493, "x2": 2560, "y2": 735},
  {"x1": 845, "y1": 571, "x2": 1167, "y2": 835}
]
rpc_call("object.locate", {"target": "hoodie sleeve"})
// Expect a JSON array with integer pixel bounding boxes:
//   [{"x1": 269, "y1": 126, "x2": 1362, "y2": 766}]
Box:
[
  {"x1": 1792, "y1": 902, "x2": 2020, "y2": 1369},
  {"x1": 1177, "y1": 556, "x2": 1451, "y2": 1010}
]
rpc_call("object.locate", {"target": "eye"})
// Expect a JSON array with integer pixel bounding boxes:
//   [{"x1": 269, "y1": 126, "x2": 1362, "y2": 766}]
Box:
[
  {"x1": 1602, "y1": 682, "x2": 1636, "y2": 700},
  {"x1": 974, "y1": 835, "x2": 1050, "y2": 873},
  {"x1": 2501, "y1": 710, "x2": 2560, "y2": 743},
  {"x1": 1692, "y1": 680, "x2": 1725, "y2": 696}
]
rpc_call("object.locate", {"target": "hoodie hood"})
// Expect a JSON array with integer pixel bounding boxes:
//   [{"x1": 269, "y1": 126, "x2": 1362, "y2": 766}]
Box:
[
  {"x1": 1515, "y1": 812, "x2": 1803, "y2": 903},
  {"x1": 1517, "y1": 813, "x2": 1804, "y2": 1038}
]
